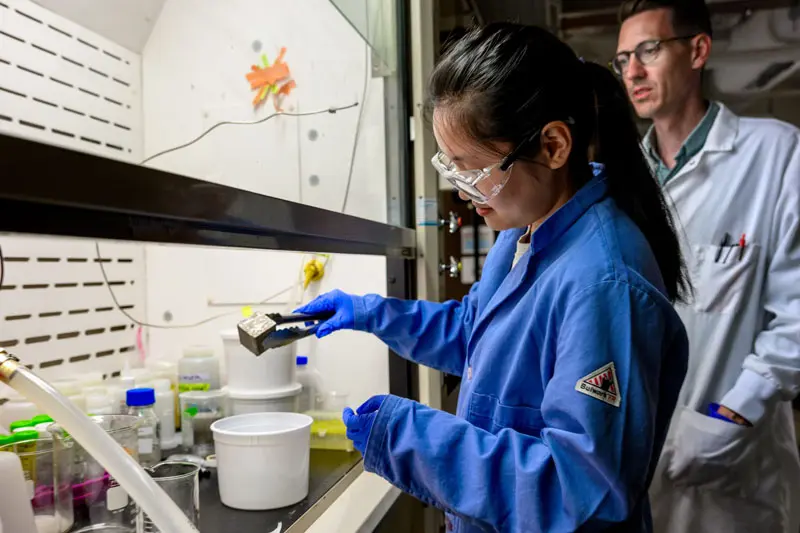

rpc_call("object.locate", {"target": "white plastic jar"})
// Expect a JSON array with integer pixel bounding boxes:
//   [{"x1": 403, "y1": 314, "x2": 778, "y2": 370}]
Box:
[
  {"x1": 178, "y1": 346, "x2": 221, "y2": 393},
  {"x1": 150, "y1": 379, "x2": 178, "y2": 450},
  {"x1": 221, "y1": 330, "x2": 296, "y2": 395},
  {"x1": 0, "y1": 392, "x2": 38, "y2": 434}
]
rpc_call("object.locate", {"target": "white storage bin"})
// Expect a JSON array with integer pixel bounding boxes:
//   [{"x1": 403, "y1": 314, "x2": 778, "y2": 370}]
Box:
[
  {"x1": 227, "y1": 384, "x2": 301, "y2": 416},
  {"x1": 211, "y1": 412, "x2": 313, "y2": 510},
  {"x1": 221, "y1": 330, "x2": 296, "y2": 395}
]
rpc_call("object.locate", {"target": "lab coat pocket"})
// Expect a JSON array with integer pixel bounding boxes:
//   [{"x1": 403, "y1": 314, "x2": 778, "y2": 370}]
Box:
[
  {"x1": 690, "y1": 243, "x2": 760, "y2": 314},
  {"x1": 469, "y1": 393, "x2": 544, "y2": 436},
  {"x1": 667, "y1": 407, "x2": 760, "y2": 497}
]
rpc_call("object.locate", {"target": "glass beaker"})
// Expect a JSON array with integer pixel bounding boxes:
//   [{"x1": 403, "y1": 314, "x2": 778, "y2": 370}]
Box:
[
  {"x1": 136, "y1": 462, "x2": 200, "y2": 532},
  {"x1": 51, "y1": 415, "x2": 141, "y2": 532},
  {"x1": 0, "y1": 436, "x2": 75, "y2": 533},
  {"x1": 324, "y1": 391, "x2": 350, "y2": 412},
  {"x1": 180, "y1": 390, "x2": 227, "y2": 457}
]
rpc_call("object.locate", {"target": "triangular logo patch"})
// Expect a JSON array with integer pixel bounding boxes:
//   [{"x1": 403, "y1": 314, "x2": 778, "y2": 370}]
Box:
[{"x1": 575, "y1": 362, "x2": 621, "y2": 407}]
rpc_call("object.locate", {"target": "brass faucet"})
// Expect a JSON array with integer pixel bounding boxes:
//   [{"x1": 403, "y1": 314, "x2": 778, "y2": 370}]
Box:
[{"x1": 0, "y1": 350, "x2": 20, "y2": 384}]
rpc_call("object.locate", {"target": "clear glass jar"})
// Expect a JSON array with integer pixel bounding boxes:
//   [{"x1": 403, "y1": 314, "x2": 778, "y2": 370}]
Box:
[{"x1": 125, "y1": 389, "x2": 160, "y2": 468}]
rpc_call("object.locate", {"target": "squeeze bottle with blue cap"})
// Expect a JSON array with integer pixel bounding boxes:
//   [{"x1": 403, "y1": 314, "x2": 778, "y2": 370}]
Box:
[
  {"x1": 126, "y1": 388, "x2": 160, "y2": 467},
  {"x1": 296, "y1": 356, "x2": 324, "y2": 413}
]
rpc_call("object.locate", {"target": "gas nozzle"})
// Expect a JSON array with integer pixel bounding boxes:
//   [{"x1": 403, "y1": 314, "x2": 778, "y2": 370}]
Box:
[{"x1": 237, "y1": 311, "x2": 334, "y2": 356}]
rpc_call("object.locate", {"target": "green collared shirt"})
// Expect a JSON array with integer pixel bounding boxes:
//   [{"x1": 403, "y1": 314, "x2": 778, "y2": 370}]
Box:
[{"x1": 643, "y1": 101, "x2": 720, "y2": 185}]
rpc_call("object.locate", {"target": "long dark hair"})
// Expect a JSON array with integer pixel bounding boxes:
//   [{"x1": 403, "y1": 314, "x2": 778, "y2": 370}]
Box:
[{"x1": 428, "y1": 23, "x2": 689, "y2": 303}]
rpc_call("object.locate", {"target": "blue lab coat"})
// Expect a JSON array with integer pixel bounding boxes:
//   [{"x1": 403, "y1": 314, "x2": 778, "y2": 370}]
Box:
[{"x1": 353, "y1": 176, "x2": 689, "y2": 532}]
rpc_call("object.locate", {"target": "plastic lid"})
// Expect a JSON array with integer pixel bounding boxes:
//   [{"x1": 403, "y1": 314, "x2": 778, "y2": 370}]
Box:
[
  {"x1": 297, "y1": 356, "x2": 309, "y2": 366},
  {"x1": 0, "y1": 434, "x2": 15, "y2": 448},
  {"x1": 31, "y1": 415, "x2": 53, "y2": 425},
  {"x1": 85, "y1": 393, "x2": 111, "y2": 410},
  {"x1": 151, "y1": 379, "x2": 172, "y2": 393},
  {"x1": 183, "y1": 346, "x2": 215, "y2": 359},
  {"x1": 126, "y1": 387, "x2": 156, "y2": 407},
  {"x1": 9, "y1": 420, "x2": 33, "y2": 431},
  {"x1": 50, "y1": 380, "x2": 81, "y2": 396},
  {"x1": 12, "y1": 430, "x2": 40, "y2": 442}
]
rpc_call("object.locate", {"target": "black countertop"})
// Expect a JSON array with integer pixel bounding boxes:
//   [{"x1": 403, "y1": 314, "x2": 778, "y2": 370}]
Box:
[{"x1": 199, "y1": 450, "x2": 363, "y2": 532}]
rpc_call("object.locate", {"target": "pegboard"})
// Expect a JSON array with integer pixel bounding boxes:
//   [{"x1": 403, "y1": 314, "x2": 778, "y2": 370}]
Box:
[
  {"x1": 0, "y1": 236, "x2": 146, "y2": 383},
  {"x1": 0, "y1": 0, "x2": 142, "y2": 161},
  {"x1": 0, "y1": 0, "x2": 146, "y2": 393}
]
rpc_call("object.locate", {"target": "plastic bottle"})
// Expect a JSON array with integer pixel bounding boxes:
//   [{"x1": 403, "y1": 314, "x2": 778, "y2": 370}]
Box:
[
  {"x1": 85, "y1": 392, "x2": 114, "y2": 415},
  {"x1": 0, "y1": 392, "x2": 38, "y2": 433},
  {"x1": 145, "y1": 359, "x2": 180, "y2": 430},
  {"x1": 296, "y1": 356, "x2": 325, "y2": 413},
  {"x1": 126, "y1": 388, "x2": 161, "y2": 467},
  {"x1": 115, "y1": 376, "x2": 137, "y2": 414},
  {"x1": 9, "y1": 419, "x2": 34, "y2": 433},
  {"x1": 0, "y1": 451, "x2": 37, "y2": 533},
  {"x1": 150, "y1": 379, "x2": 178, "y2": 450},
  {"x1": 178, "y1": 347, "x2": 221, "y2": 393},
  {"x1": 31, "y1": 415, "x2": 54, "y2": 436}
]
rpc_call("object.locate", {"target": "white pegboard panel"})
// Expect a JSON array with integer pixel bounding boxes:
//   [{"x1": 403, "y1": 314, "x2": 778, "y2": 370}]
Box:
[
  {"x1": 0, "y1": 0, "x2": 142, "y2": 161},
  {"x1": 0, "y1": 235, "x2": 146, "y2": 385}
]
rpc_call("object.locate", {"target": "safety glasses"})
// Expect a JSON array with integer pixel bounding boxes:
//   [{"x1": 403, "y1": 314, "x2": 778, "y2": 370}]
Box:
[
  {"x1": 430, "y1": 127, "x2": 546, "y2": 204},
  {"x1": 611, "y1": 35, "x2": 697, "y2": 76}
]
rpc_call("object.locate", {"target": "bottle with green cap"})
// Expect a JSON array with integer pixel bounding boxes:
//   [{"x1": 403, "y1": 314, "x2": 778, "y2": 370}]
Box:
[
  {"x1": 9, "y1": 419, "x2": 34, "y2": 434},
  {"x1": 31, "y1": 415, "x2": 54, "y2": 437},
  {"x1": 0, "y1": 434, "x2": 15, "y2": 449},
  {"x1": 12, "y1": 430, "x2": 40, "y2": 443},
  {"x1": 10, "y1": 430, "x2": 40, "y2": 486}
]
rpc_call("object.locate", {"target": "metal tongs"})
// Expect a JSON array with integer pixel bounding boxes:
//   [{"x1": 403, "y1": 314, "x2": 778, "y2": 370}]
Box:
[{"x1": 237, "y1": 311, "x2": 334, "y2": 356}]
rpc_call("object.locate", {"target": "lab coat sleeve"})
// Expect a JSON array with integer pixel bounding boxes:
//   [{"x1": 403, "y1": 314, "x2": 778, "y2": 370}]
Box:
[
  {"x1": 363, "y1": 281, "x2": 683, "y2": 532},
  {"x1": 721, "y1": 136, "x2": 800, "y2": 425},
  {"x1": 351, "y1": 282, "x2": 480, "y2": 376}
]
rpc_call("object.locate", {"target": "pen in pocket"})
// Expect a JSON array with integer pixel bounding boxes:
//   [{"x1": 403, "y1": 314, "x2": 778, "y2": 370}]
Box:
[{"x1": 715, "y1": 232, "x2": 731, "y2": 263}]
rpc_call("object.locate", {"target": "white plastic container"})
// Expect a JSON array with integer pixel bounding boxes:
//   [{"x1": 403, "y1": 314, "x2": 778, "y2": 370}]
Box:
[
  {"x1": 227, "y1": 384, "x2": 301, "y2": 416},
  {"x1": 0, "y1": 393, "x2": 38, "y2": 434},
  {"x1": 0, "y1": 452, "x2": 37, "y2": 533},
  {"x1": 145, "y1": 359, "x2": 180, "y2": 430},
  {"x1": 49, "y1": 380, "x2": 85, "y2": 412},
  {"x1": 85, "y1": 392, "x2": 114, "y2": 415},
  {"x1": 150, "y1": 379, "x2": 179, "y2": 450},
  {"x1": 178, "y1": 346, "x2": 221, "y2": 393},
  {"x1": 221, "y1": 330, "x2": 296, "y2": 394},
  {"x1": 296, "y1": 356, "x2": 324, "y2": 413},
  {"x1": 211, "y1": 412, "x2": 313, "y2": 510}
]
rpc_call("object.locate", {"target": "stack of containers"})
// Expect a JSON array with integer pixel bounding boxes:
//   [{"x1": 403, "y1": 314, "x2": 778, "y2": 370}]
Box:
[{"x1": 220, "y1": 329, "x2": 301, "y2": 415}]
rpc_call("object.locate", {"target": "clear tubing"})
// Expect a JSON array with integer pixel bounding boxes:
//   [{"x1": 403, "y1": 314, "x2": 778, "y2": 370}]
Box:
[{"x1": 6, "y1": 364, "x2": 199, "y2": 533}]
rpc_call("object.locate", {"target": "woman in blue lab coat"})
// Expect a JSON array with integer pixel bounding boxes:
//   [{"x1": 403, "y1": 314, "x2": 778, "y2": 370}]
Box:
[{"x1": 297, "y1": 23, "x2": 690, "y2": 533}]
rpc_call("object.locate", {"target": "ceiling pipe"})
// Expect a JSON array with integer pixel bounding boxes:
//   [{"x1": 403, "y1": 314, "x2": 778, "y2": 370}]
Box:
[{"x1": 561, "y1": 0, "x2": 798, "y2": 31}]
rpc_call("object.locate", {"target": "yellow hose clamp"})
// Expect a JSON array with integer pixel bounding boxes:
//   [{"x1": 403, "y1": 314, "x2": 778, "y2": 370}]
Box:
[{"x1": 303, "y1": 259, "x2": 325, "y2": 289}]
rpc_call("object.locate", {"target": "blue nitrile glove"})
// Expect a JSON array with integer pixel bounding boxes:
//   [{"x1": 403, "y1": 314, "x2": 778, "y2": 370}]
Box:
[
  {"x1": 707, "y1": 402, "x2": 737, "y2": 424},
  {"x1": 590, "y1": 161, "x2": 606, "y2": 177},
  {"x1": 294, "y1": 290, "x2": 357, "y2": 338},
  {"x1": 343, "y1": 395, "x2": 387, "y2": 455}
]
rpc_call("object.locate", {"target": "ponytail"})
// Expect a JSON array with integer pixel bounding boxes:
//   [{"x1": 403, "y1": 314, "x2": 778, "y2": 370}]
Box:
[
  {"x1": 583, "y1": 62, "x2": 690, "y2": 303},
  {"x1": 426, "y1": 22, "x2": 690, "y2": 303}
]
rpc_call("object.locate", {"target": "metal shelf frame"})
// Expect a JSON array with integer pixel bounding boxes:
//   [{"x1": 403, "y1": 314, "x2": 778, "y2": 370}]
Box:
[{"x1": 0, "y1": 133, "x2": 416, "y2": 258}]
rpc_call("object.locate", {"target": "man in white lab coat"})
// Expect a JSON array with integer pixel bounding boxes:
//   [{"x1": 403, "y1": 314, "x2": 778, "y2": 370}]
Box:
[{"x1": 615, "y1": 0, "x2": 800, "y2": 531}]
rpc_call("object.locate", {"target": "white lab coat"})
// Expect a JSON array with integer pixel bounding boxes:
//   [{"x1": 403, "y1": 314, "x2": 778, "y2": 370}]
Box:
[{"x1": 648, "y1": 103, "x2": 800, "y2": 533}]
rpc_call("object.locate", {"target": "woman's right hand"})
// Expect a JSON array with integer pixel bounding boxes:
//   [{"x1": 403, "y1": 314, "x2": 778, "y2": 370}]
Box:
[{"x1": 294, "y1": 289, "x2": 357, "y2": 338}]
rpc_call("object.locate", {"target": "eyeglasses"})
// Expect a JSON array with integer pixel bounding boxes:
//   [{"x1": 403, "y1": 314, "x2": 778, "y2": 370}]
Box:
[
  {"x1": 430, "y1": 126, "x2": 551, "y2": 204},
  {"x1": 611, "y1": 35, "x2": 697, "y2": 76}
]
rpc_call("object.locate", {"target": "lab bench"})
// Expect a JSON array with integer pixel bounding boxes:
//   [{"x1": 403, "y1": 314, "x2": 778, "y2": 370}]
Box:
[{"x1": 199, "y1": 450, "x2": 364, "y2": 533}]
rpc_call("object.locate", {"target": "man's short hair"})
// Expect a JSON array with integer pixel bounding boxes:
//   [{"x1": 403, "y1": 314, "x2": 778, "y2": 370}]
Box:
[{"x1": 619, "y1": 0, "x2": 713, "y2": 38}]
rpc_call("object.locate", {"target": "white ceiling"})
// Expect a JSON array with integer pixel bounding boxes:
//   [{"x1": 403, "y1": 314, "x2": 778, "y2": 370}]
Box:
[{"x1": 31, "y1": 0, "x2": 167, "y2": 53}]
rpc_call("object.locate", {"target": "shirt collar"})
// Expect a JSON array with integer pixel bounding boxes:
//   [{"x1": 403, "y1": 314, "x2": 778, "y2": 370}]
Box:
[
  {"x1": 642, "y1": 101, "x2": 720, "y2": 166},
  {"x1": 528, "y1": 175, "x2": 608, "y2": 256}
]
